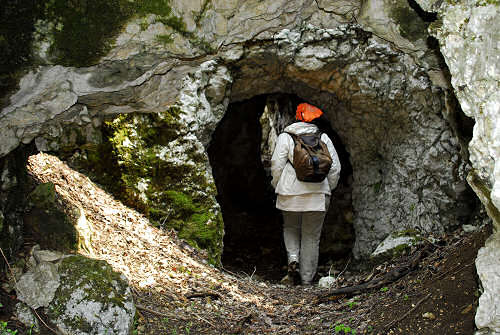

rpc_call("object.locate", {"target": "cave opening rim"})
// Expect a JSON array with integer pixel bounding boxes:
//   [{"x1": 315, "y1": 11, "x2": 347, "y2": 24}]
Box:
[{"x1": 208, "y1": 93, "x2": 355, "y2": 282}]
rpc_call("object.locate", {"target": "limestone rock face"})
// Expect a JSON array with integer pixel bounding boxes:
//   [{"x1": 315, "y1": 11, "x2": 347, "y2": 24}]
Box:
[
  {"x1": 426, "y1": 0, "x2": 499, "y2": 206},
  {"x1": 0, "y1": 0, "x2": 477, "y2": 261},
  {"x1": 232, "y1": 23, "x2": 474, "y2": 257},
  {"x1": 413, "y1": 0, "x2": 499, "y2": 332}
]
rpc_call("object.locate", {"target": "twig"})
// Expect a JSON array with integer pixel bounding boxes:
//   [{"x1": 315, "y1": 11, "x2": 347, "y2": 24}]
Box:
[
  {"x1": 336, "y1": 257, "x2": 351, "y2": 280},
  {"x1": 32, "y1": 308, "x2": 60, "y2": 334},
  {"x1": 250, "y1": 266, "x2": 257, "y2": 280},
  {"x1": 0, "y1": 247, "x2": 17, "y2": 285},
  {"x1": 315, "y1": 245, "x2": 429, "y2": 303},
  {"x1": 192, "y1": 312, "x2": 216, "y2": 328},
  {"x1": 185, "y1": 290, "x2": 221, "y2": 300},
  {"x1": 136, "y1": 304, "x2": 216, "y2": 328},
  {"x1": 435, "y1": 262, "x2": 464, "y2": 280},
  {"x1": 136, "y1": 304, "x2": 186, "y2": 320},
  {"x1": 384, "y1": 293, "x2": 431, "y2": 331},
  {"x1": 421, "y1": 236, "x2": 442, "y2": 248}
]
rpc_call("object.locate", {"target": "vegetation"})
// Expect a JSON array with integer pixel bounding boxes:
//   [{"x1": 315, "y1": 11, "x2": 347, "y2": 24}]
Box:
[
  {"x1": 106, "y1": 111, "x2": 224, "y2": 264},
  {"x1": 0, "y1": 0, "x2": 190, "y2": 105},
  {"x1": 334, "y1": 323, "x2": 357, "y2": 334},
  {"x1": 0, "y1": 303, "x2": 17, "y2": 335}
]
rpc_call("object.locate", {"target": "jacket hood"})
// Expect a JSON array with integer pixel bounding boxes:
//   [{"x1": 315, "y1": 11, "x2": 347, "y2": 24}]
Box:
[{"x1": 283, "y1": 122, "x2": 319, "y2": 135}]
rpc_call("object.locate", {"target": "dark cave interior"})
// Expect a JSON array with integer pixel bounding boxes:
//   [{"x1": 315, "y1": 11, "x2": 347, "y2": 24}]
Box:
[{"x1": 208, "y1": 93, "x2": 355, "y2": 281}]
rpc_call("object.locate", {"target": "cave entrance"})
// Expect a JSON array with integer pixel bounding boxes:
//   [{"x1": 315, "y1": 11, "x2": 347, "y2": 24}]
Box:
[{"x1": 208, "y1": 93, "x2": 354, "y2": 281}]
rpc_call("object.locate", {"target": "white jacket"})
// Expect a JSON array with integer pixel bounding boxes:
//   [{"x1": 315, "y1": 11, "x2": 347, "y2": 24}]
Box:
[{"x1": 271, "y1": 122, "x2": 341, "y2": 195}]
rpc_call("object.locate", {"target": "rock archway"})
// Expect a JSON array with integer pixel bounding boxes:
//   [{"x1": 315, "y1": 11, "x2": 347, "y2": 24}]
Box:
[{"x1": 217, "y1": 24, "x2": 477, "y2": 261}]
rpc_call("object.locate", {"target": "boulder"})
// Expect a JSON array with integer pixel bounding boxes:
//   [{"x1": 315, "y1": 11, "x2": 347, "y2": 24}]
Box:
[
  {"x1": 23, "y1": 182, "x2": 94, "y2": 254},
  {"x1": 15, "y1": 249, "x2": 135, "y2": 335},
  {"x1": 475, "y1": 233, "x2": 500, "y2": 334},
  {"x1": 371, "y1": 233, "x2": 420, "y2": 259}
]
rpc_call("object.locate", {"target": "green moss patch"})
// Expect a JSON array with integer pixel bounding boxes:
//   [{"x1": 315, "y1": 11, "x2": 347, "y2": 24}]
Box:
[
  {"x1": 0, "y1": 0, "x2": 188, "y2": 105},
  {"x1": 40, "y1": 0, "x2": 189, "y2": 67},
  {"x1": 0, "y1": 1, "x2": 40, "y2": 107},
  {"x1": 389, "y1": 0, "x2": 429, "y2": 42},
  {"x1": 47, "y1": 255, "x2": 131, "y2": 331},
  {"x1": 105, "y1": 111, "x2": 223, "y2": 264},
  {"x1": 28, "y1": 182, "x2": 56, "y2": 209}
]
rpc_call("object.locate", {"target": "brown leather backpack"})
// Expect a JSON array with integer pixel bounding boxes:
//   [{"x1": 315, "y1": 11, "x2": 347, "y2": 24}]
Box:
[{"x1": 286, "y1": 132, "x2": 332, "y2": 182}]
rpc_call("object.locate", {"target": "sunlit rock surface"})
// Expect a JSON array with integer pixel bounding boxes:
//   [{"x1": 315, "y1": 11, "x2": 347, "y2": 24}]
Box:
[
  {"x1": 413, "y1": 0, "x2": 499, "y2": 332},
  {"x1": 15, "y1": 250, "x2": 135, "y2": 335}
]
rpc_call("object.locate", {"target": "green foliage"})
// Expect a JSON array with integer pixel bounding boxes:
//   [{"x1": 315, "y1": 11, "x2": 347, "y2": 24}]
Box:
[
  {"x1": 106, "y1": 111, "x2": 224, "y2": 264},
  {"x1": 334, "y1": 323, "x2": 356, "y2": 334},
  {"x1": 380, "y1": 286, "x2": 389, "y2": 292},
  {"x1": 346, "y1": 299, "x2": 359, "y2": 309},
  {"x1": 41, "y1": 0, "x2": 132, "y2": 67},
  {"x1": 0, "y1": 320, "x2": 18, "y2": 335}
]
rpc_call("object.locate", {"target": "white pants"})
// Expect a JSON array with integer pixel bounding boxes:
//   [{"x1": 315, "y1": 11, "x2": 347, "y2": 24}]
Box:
[{"x1": 282, "y1": 197, "x2": 329, "y2": 284}]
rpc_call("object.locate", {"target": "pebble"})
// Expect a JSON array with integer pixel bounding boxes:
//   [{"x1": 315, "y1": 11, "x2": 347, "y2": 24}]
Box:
[{"x1": 422, "y1": 312, "x2": 436, "y2": 319}]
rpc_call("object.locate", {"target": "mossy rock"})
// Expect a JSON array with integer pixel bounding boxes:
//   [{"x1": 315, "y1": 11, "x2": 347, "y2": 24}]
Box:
[
  {"x1": 46, "y1": 255, "x2": 135, "y2": 335},
  {"x1": 23, "y1": 182, "x2": 79, "y2": 252},
  {"x1": 389, "y1": 0, "x2": 429, "y2": 42},
  {"x1": 370, "y1": 233, "x2": 420, "y2": 261},
  {"x1": 0, "y1": 0, "x2": 189, "y2": 105},
  {"x1": 106, "y1": 111, "x2": 224, "y2": 264}
]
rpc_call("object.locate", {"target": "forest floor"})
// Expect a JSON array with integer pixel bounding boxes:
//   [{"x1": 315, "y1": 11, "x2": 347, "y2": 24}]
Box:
[{"x1": 0, "y1": 152, "x2": 492, "y2": 335}]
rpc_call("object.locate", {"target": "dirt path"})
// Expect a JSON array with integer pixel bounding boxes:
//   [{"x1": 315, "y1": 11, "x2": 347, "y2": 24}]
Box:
[{"x1": 1, "y1": 153, "x2": 490, "y2": 334}]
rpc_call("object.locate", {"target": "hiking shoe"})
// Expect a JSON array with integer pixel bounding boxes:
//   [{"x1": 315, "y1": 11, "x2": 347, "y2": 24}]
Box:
[
  {"x1": 284, "y1": 261, "x2": 300, "y2": 285},
  {"x1": 288, "y1": 261, "x2": 299, "y2": 274}
]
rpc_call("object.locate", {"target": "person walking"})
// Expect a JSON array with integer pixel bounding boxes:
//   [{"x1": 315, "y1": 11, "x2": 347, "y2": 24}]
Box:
[{"x1": 271, "y1": 103, "x2": 341, "y2": 285}]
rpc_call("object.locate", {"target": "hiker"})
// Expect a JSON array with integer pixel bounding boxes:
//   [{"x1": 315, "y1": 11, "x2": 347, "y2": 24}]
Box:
[{"x1": 271, "y1": 103, "x2": 341, "y2": 286}]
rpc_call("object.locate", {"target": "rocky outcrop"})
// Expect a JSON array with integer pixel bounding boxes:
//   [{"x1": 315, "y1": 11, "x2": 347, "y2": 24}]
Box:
[
  {"x1": 412, "y1": 0, "x2": 499, "y2": 332},
  {"x1": 23, "y1": 181, "x2": 94, "y2": 254},
  {"x1": 0, "y1": 0, "x2": 495, "y2": 301},
  {"x1": 1, "y1": 0, "x2": 498, "y2": 329},
  {"x1": 15, "y1": 248, "x2": 135, "y2": 335}
]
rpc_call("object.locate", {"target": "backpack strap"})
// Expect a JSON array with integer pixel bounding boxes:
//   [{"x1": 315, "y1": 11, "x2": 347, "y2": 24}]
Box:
[{"x1": 284, "y1": 132, "x2": 296, "y2": 167}]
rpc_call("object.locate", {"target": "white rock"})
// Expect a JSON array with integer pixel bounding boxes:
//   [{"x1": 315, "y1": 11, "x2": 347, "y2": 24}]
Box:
[
  {"x1": 462, "y1": 224, "x2": 479, "y2": 233},
  {"x1": 318, "y1": 276, "x2": 336, "y2": 288},
  {"x1": 475, "y1": 233, "x2": 500, "y2": 334},
  {"x1": 371, "y1": 235, "x2": 417, "y2": 257},
  {"x1": 16, "y1": 261, "x2": 60, "y2": 309}
]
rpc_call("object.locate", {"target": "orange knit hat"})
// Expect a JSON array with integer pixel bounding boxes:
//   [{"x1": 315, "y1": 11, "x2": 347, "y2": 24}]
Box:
[{"x1": 296, "y1": 103, "x2": 323, "y2": 122}]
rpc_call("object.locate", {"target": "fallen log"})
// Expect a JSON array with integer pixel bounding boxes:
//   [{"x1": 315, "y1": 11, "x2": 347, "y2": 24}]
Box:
[{"x1": 315, "y1": 245, "x2": 429, "y2": 304}]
